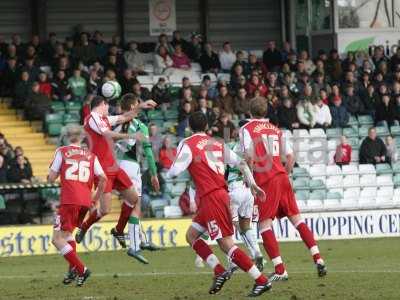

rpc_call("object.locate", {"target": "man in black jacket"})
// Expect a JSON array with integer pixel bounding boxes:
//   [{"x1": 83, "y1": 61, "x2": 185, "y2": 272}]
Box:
[
  {"x1": 277, "y1": 97, "x2": 300, "y2": 130},
  {"x1": 359, "y1": 127, "x2": 388, "y2": 164},
  {"x1": 199, "y1": 43, "x2": 220, "y2": 73},
  {"x1": 262, "y1": 40, "x2": 282, "y2": 71}
]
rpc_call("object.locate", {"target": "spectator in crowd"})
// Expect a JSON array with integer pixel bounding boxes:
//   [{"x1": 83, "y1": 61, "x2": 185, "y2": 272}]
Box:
[
  {"x1": 186, "y1": 33, "x2": 202, "y2": 62},
  {"x1": 197, "y1": 98, "x2": 216, "y2": 128},
  {"x1": 230, "y1": 64, "x2": 245, "y2": 91},
  {"x1": 155, "y1": 33, "x2": 174, "y2": 54},
  {"x1": 262, "y1": 40, "x2": 281, "y2": 71},
  {"x1": 171, "y1": 44, "x2": 191, "y2": 70},
  {"x1": 1, "y1": 57, "x2": 18, "y2": 96},
  {"x1": 375, "y1": 94, "x2": 398, "y2": 127},
  {"x1": 390, "y1": 48, "x2": 400, "y2": 72},
  {"x1": 120, "y1": 68, "x2": 135, "y2": 95},
  {"x1": 334, "y1": 135, "x2": 352, "y2": 166},
  {"x1": 245, "y1": 74, "x2": 268, "y2": 97},
  {"x1": 0, "y1": 155, "x2": 7, "y2": 184},
  {"x1": 158, "y1": 136, "x2": 177, "y2": 170},
  {"x1": 278, "y1": 97, "x2": 299, "y2": 130},
  {"x1": 124, "y1": 41, "x2": 146, "y2": 74},
  {"x1": 361, "y1": 84, "x2": 378, "y2": 117},
  {"x1": 343, "y1": 84, "x2": 364, "y2": 116},
  {"x1": 22, "y1": 57, "x2": 40, "y2": 82},
  {"x1": 211, "y1": 113, "x2": 235, "y2": 141},
  {"x1": 132, "y1": 80, "x2": 151, "y2": 102},
  {"x1": 219, "y1": 42, "x2": 236, "y2": 72},
  {"x1": 180, "y1": 87, "x2": 197, "y2": 111},
  {"x1": 152, "y1": 77, "x2": 171, "y2": 109},
  {"x1": 314, "y1": 98, "x2": 332, "y2": 128},
  {"x1": 154, "y1": 45, "x2": 174, "y2": 75},
  {"x1": 385, "y1": 136, "x2": 398, "y2": 163},
  {"x1": 177, "y1": 101, "x2": 192, "y2": 137},
  {"x1": 330, "y1": 97, "x2": 350, "y2": 128},
  {"x1": 14, "y1": 71, "x2": 31, "y2": 109},
  {"x1": 233, "y1": 87, "x2": 250, "y2": 119},
  {"x1": 38, "y1": 72, "x2": 52, "y2": 98},
  {"x1": 199, "y1": 43, "x2": 220, "y2": 73},
  {"x1": 7, "y1": 154, "x2": 33, "y2": 183},
  {"x1": 296, "y1": 97, "x2": 317, "y2": 129},
  {"x1": 359, "y1": 127, "x2": 388, "y2": 164},
  {"x1": 0, "y1": 137, "x2": 13, "y2": 164},
  {"x1": 200, "y1": 75, "x2": 218, "y2": 100},
  {"x1": 326, "y1": 49, "x2": 342, "y2": 82},
  {"x1": 68, "y1": 68, "x2": 87, "y2": 101},
  {"x1": 74, "y1": 32, "x2": 96, "y2": 65},
  {"x1": 149, "y1": 123, "x2": 163, "y2": 160},
  {"x1": 25, "y1": 82, "x2": 51, "y2": 121},
  {"x1": 313, "y1": 72, "x2": 331, "y2": 98},
  {"x1": 216, "y1": 85, "x2": 234, "y2": 115},
  {"x1": 299, "y1": 50, "x2": 316, "y2": 75},
  {"x1": 171, "y1": 30, "x2": 189, "y2": 53},
  {"x1": 52, "y1": 70, "x2": 71, "y2": 101},
  {"x1": 92, "y1": 30, "x2": 108, "y2": 61}
]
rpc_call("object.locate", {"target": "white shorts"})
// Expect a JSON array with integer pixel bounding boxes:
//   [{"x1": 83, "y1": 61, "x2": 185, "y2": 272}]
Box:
[
  {"x1": 118, "y1": 160, "x2": 142, "y2": 197},
  {"x1": 228, "y1": 181, "x2": 254, "y2": 222}
]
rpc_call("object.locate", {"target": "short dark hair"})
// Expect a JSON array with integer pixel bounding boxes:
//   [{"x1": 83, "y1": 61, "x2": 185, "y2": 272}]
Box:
[
  {"x1": 189, "y1": 111, "x2": 207, "y2": 132},
  {"x1": 120, "y1": 93, "x2": 139, "y2": 111},
  {"x1": 90, "y1": 96, "x2": 107, "y2": 110}
]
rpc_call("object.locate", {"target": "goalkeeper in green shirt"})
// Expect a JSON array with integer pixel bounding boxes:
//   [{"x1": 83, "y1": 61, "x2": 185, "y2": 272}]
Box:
[{"x1": 115, "y1": 94, "x2": 160, "y2": 264}]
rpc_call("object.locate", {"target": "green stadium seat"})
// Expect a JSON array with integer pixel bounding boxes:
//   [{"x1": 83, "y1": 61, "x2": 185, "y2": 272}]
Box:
[
  {"x1": 295, "y1": 190, "x2": 310, "y2": 201},
  {"x1": 348, "y1": 115, "x2": 358, "y2": 126},
  {"x1": 393, "y1": 174, "x2": 400, "y2": 187},
  {"x1": 359, "y1": 126, "x2": 369, "y2": 138},
  {"x1": 48, "y1": 123, "x2": 63, "y2": 136},
  {"x1": 65, "y1": 101, "x2": 82, "y2": 113},
  {"x1": 309, "y1": 179, "x2": 325, "y2": 190},
  {"x1": 292, "y1": 167, "x2": 309, "y2": 178},
  {"x1": 348, "y1": 137, "x2": 360, "y2": 150},
  {"x1": 63, "y1": 113, "x2": 81, "y2": 125},
  {"x1": 358, "y1": 115, "x2": 374, "y2": 126},
  {"x1": 50, "y1": 101, "x2": 65, "y2": 113},
  {"x1": 390, "y1": 125, "x2": 400, "y2": 136},
  {"x1": 148, "y1": 109, "x2": 164, "y2": 120},
  {"x1": 376, "y1": 126, "x2": 390, "y2": 137},
  {"x1": 392, "y1": 162, "x2": 400, "y2": 174},
  {"x1": 309, "y1": 189, "x2": 326, "y2": 200},
  {"x1": 343, "y1": 127, "x2": 358, "y2": 138},
  {"x1": 293, "y1": 178, "x2": 309, "y2": 190},
  {"x1": 0, "y1": 195, "x2": 5, "y2": 210},
  {"x1": 375, "y1": 163, "x2": 393, "y2": 175},
  {"x1": 45, "y1": 113, "x2": 63, "y2": 125},
  {"x1": 326, "y1": 191, "x2": 343, "y2": 200},
  {"x1": 164, "y1": 110, "x2": 179, "y2": 120},
  {"x1": 326, "y1": 128, "x2": 342, "y2": 139}
]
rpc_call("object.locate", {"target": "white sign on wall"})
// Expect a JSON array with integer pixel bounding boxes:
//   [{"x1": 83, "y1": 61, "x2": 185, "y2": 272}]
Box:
[{"x1": 149, "y1": 0, "x2": 176, "y2": 36}]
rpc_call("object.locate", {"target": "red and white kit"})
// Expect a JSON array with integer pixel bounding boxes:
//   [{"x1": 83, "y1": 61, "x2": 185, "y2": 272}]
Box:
[
  {"x1": 84, "y1": 111, "x2": 132, "y2": 193},
  {"x1": 240, "y1": 119, "x2": 299, "y2": 221},
  {"x1": 167, "y1": 133, "x2": 242, "y2": 240},
  {"x1": 50, "y1": 145, "x2": 104, "y2": 232}
]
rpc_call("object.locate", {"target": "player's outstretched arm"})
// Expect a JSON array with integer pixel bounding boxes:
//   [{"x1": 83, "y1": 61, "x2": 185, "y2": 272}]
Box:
[{"x1": 166, "y1": 140, "x2": 192, "y2": 179}]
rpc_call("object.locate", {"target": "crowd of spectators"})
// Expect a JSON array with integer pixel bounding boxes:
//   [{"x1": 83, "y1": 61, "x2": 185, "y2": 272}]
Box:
[
  {"x1": 2, "y1": 30, "x2": 400, "y2": 174},
  {"x1": 0, "y1": 133, "x2": 33, "y2": 184}
]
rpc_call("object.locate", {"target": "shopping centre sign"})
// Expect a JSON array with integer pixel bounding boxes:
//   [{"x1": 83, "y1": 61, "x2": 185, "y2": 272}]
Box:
[{"x1": 0, "y1": 209, "x2": 399, "y2": 257}]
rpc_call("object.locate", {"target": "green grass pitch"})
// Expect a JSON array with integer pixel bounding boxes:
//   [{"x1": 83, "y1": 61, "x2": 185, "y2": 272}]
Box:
[{"x1": 0, "y1": 238, "x2": 399, "y2": 300}]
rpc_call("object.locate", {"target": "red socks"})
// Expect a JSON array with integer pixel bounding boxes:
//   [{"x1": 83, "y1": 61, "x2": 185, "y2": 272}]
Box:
[
  {"x1": 115, "y1": 201, "x2": 134, "y2": 234},
  {"x1": 81, "y1": 209, "x2": 102, "y2": 231},
  {"x1": 261, "y1": 227, "x2": 285, "y2": 274},
  {"x1": 296, "y1": 221, "x2": 322, "y2": 263},
  {"x1": 192, "y1": 239, "x2": 225, "y2": 275},
  {"x1": 229, "y1": 246, "x2": 267, "y2": 285},
  {"x1": 60, "y1": 244, "x2": 85, "y2": 275}
]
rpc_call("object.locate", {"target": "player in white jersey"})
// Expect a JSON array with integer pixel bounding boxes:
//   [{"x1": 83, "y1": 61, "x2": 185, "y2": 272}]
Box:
[
  {"x1": 114, "y1": 93, "x2": 161, "y2": 264},
  {"x1": 226, "y1": 139, "x2": 265, "y2": 272}
]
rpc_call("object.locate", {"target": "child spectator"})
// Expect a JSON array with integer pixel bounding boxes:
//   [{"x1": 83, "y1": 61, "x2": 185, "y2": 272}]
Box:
[
  {"x1": 334, "y1": 136, "x2": 352, "y2": 166},
  {"x1": 385, "y1": 136, "x2": 398, "y2": 163},
  {"x1": 159, "y1": 136, "x2": 177, "y2": 170},
  {"x1": 38, "y1": 72, "x2": 52, "y2": 98}
]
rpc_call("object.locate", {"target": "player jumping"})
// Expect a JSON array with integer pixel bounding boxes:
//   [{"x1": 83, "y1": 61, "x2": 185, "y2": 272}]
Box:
[
  {"x1": 167, "y1": 112, "x2": 271, "y2": 297},
  {"x1": 49, "y1": 125, "x2": 107, "y2": 286},
  {"x1": 239, "y1": 97, "x2": 327, "y2": 282},
  {"x1": 115, "y1": 93, "x2": 161, "y2": 263},
  {"x1": 75, "y1": 96, "x2": 156, "y2": 248},
  {"x1": 226, "y1": 134, "x2": 265, "y2": 272}
]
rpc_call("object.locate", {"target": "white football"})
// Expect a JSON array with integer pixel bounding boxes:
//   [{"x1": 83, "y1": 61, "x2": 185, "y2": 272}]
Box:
[{"x1": 101, "y1": 81, "x2": 122, "y2": 99}]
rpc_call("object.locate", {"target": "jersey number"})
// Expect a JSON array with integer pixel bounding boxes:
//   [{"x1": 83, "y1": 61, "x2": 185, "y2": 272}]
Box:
[
  {"x1": 65, "y1": 159, "x2": 90, "y2": 183},
  {"x1": 262, "y1": 134, "x2": 279, "y2": 157},
  {"x1": 205, "y1": 151, "x2": 225, "y2": 175}
]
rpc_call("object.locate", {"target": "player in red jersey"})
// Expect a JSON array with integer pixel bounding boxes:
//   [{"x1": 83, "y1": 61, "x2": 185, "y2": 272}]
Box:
[
  {"x1": 239, "y1": 97, "x2": 327, "y2": 281},
  {"x1": 75, "y1": 95, "x2": 157, "y2": 247},
  {"x1": 49, "y1": 125, "x2": 107, "y2": 286},
  {"x1": 167, "y1": 112, "x2": 271, "y2": 297}
]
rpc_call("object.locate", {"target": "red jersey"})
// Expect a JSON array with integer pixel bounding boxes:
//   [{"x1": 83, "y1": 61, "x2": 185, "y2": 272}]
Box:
[
  {"x1": 334, "y1": 144, "x2": 352, "y2": 164},
  {"x1": 50, "y1": 145, "x2": 104, "y2": 207},
  {"x1": 240, "y1": 119, "x2": 290, "y2": 186},
  {"x1": 84, "y1": 112, "x2": 119, "y2": 174},
  {"x1": 167, "y1": 133, "x2": 241, "y2": 199}
]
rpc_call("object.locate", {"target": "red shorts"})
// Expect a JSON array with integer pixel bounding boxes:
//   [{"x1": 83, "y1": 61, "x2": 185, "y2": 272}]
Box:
[
  {"x1": 54, "y1": 204, "x2": 89, "y2": 233},
  {"x1": 96, "y1": 168, "x2": 133, "y2": 193},
  {"x1": 192, "y1": 189, "x2": 234, "y2": 240},
  {"x1": 256, "y1": 174, "x2": 300, "y2": 221}
]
